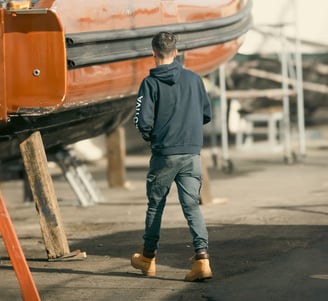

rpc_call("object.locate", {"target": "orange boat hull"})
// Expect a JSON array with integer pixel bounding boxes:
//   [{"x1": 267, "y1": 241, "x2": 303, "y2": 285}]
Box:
[{"x1": 0, "y1": 0, "x2": 252, "y2": 161}]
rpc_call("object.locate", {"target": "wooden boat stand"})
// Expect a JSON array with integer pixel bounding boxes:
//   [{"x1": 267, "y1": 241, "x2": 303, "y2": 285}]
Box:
[
  {"x1": 0, "y1": 131, "x2": 86, "y2": 300},
  {"x1": 20, "y1": 131, "x2": 86, "y2": 261}
]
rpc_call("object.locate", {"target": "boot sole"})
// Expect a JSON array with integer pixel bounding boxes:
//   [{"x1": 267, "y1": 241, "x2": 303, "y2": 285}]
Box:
[{"x1": 185, "y1": 272, "x2": 213, "y2": 282}]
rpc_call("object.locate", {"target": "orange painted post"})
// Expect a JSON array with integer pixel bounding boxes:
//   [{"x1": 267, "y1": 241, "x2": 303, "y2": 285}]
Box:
[{"x1": 0, "y1": 192, "x2": 41, "y2": 301}]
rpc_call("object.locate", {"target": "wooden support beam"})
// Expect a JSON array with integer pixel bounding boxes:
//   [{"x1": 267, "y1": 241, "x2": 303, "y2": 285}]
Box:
[
  {"x1": 247, "y1": 68, "x2": 328, "y2": 94},
  {"x1": 224, "y1": 88, "x2": 296, "y2": 100},
  {"x1": 107, "y1": 127, "x2": 127, "y2": 188},
  {"x1": 20, "y1": 131, "x2": 70, "y2": 259},
  {"x1": 200, "y1": 152, "x2": 213, "y2": 205},
  {"x1": 203, "y1": 77, "x2": 296, "y2": 100}
]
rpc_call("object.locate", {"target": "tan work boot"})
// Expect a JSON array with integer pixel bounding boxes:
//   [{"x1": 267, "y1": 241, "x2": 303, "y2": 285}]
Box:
[
  {"x1": 131, "y1": 253, "x2": 156, "y2": 276},
  {"x1": 185, "y1": 253, "x2": 213, "y2": 282}
]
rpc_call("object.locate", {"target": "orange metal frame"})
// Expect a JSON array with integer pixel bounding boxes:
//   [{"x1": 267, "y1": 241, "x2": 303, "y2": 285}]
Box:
[
  {"x1": 0, "y1": 192, "x2": 41, "y2": 300},
  {"x1": 0, "y1": 8, "x2": 66, "y2": 121}
]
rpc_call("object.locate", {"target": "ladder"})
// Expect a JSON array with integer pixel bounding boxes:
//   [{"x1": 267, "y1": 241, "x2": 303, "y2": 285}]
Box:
[{"x1": 53, "y1": 147, "x2": 103, "y2": 206}]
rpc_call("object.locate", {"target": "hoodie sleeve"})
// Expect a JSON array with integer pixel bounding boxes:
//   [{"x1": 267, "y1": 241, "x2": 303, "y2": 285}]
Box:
[
  {"x1": 134, "y1": 78, "x2": 156, "y2": 141},
  {"x1": 199, "y1": 78, "x2": 212, "y2": 125}
]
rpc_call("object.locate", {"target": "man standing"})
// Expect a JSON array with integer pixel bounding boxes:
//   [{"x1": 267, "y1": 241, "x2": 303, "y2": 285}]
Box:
[{"x1": 131, "y1": 32, "x2": 212, "y2": 281}]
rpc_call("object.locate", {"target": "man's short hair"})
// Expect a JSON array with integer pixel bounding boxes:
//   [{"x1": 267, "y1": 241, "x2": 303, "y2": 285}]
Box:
[{"x1": 151, "y1": 32, "x2": 177, "y2": 59}]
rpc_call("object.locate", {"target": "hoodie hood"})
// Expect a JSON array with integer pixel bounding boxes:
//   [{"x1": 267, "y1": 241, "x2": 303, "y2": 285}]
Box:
[{"x1": 149, "y1": 60, "x2": 181, "y2": 85}]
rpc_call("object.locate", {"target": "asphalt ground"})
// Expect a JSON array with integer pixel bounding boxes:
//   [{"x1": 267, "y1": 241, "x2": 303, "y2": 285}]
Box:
[{"x1": 0, "y1": 125, "x2": 327, "y2": 301}]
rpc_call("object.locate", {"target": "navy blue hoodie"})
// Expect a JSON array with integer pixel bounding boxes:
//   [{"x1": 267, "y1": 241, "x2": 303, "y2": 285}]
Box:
[{"x1": 134, "y1": 60, "x2": 211, "y2": 155}]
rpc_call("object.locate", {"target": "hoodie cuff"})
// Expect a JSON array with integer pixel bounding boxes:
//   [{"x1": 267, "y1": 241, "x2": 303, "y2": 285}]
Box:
[{"x1": 142, "y1": 133, "x2": 151, "y2": 142}]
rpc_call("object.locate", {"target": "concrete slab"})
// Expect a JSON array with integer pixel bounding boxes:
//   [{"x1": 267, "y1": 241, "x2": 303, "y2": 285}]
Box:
[{"x1": 0, "y1": 125, "x2": 327, "y2": 301}]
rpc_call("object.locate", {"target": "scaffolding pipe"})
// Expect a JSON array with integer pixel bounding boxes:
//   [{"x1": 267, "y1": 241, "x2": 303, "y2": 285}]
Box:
[
  {"x1": 209, "y1": 71, "x2": 219, "y2": 168},
  {"x1": 293, "y1": 0, "x2": 306, "y2": 157},
  {"x1": 219, "y1": 65, "x2": 230, "y2": 162},
  {"x1": 281, "y1": 29, "x2": 292, "y2": 162}
]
